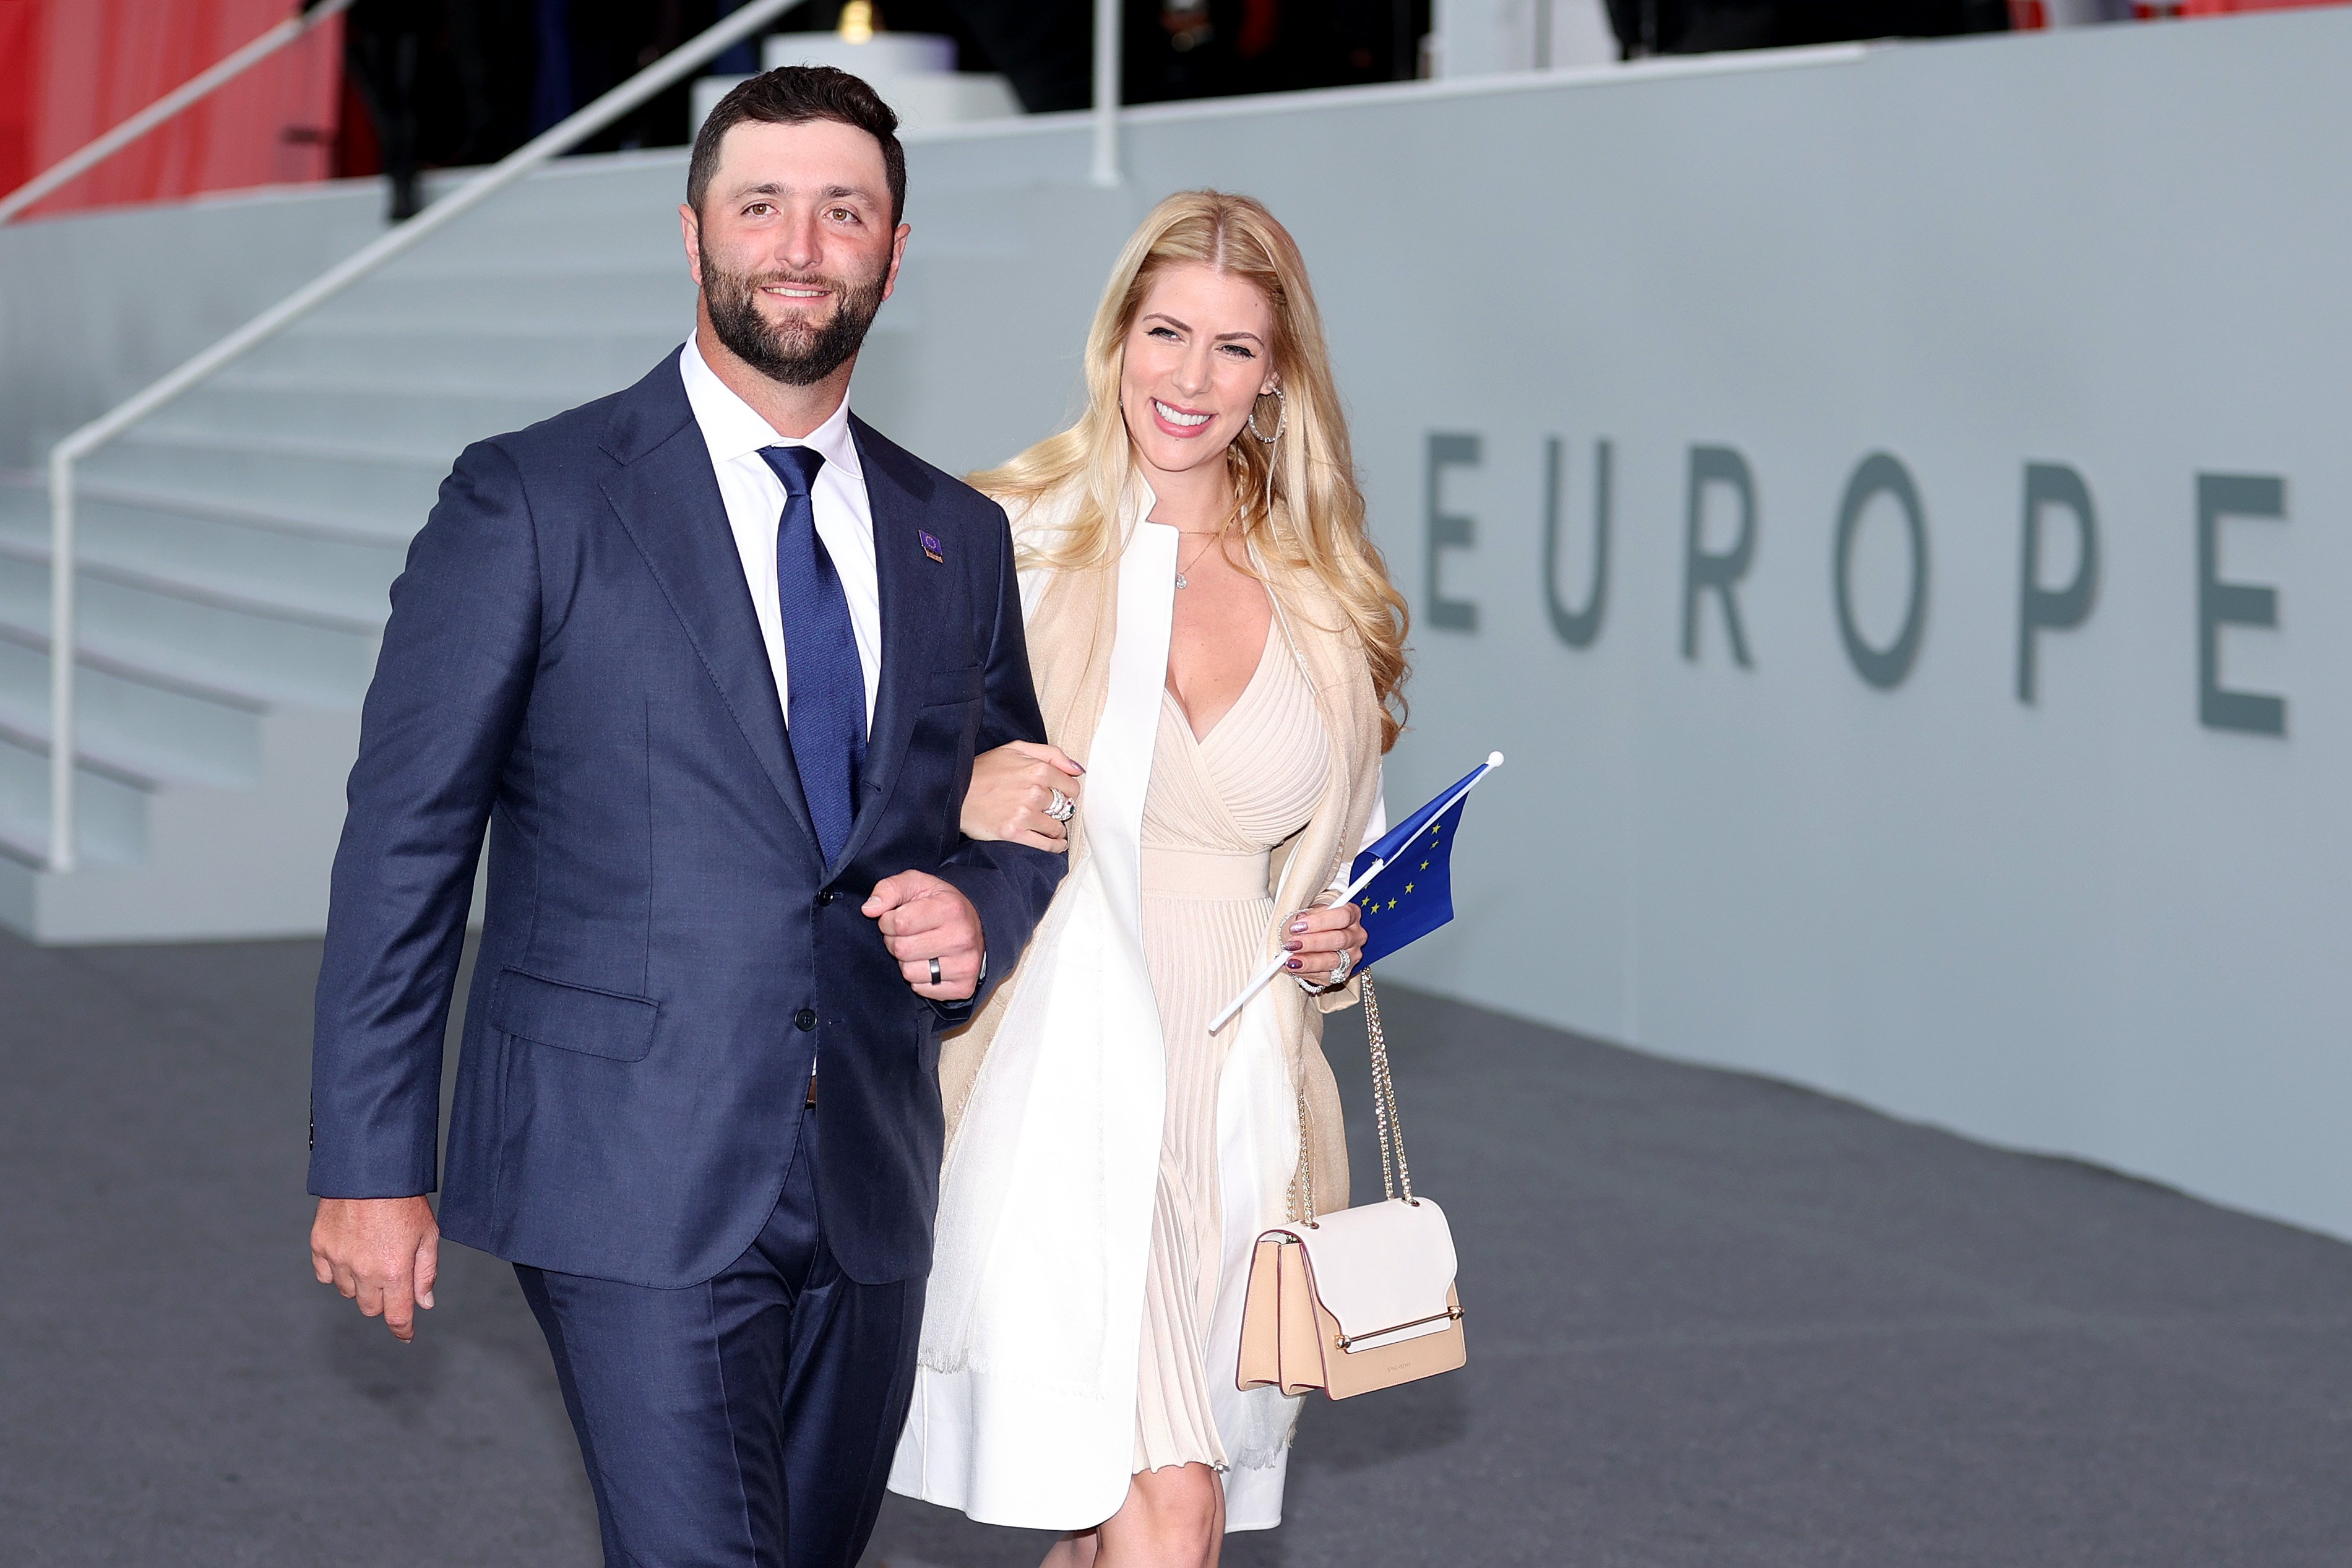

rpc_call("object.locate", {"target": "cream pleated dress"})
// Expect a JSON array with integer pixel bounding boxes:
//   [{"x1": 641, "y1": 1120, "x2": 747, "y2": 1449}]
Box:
[{"x1": 1132, "y1": 618, "x2": 1331, "y2": 1474}]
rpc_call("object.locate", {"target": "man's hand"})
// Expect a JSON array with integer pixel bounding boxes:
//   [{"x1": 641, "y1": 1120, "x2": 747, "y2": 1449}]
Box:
[
  {"x1": 864, "y1": 871, "x2": 985, "y2": 1002},
  {"x1": 311, "y1": 1195, "x2": 439, "y2": 1342}
]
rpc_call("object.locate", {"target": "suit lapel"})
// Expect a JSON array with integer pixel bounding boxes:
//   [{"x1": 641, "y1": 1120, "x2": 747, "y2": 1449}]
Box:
[
  {"x1": 598, "y1": 372, "x2": 819, "y2": 850},
  {"x1": 835, "y1": 418, "x2": 939, "y2": 870}
]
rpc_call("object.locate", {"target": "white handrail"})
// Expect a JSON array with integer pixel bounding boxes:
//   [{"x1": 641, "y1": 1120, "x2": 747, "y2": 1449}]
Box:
[
  {"x1": 1092, "y1": 0, "x2": 1123, "y2": 187},
  {"x1": 41, "y1": 0, "x2": 808, "y2": 872},
  {"x1": 0, "y1": 0, "x2": 360, "y2": 227}
]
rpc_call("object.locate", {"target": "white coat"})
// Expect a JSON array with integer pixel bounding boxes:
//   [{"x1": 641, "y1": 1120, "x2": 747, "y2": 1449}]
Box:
[{"x1": 887, "y1": 475, "x2": 1386, "y2": 1531}]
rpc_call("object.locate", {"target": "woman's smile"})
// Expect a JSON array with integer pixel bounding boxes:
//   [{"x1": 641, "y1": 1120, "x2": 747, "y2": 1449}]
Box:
[{"x1": 1149, "y1": 397, "x2": 1215, "y2": 436}]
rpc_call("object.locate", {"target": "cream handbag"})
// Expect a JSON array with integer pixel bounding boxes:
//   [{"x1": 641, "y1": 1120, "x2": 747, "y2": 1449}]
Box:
[{"x1": 1237, "y1": 979, "x2": 1467, "y2": 1400}]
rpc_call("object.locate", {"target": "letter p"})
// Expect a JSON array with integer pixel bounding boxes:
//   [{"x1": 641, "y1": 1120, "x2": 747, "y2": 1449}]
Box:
[{"x1": 2015, "y1": 462, "x2": 2099, "y2": 705}]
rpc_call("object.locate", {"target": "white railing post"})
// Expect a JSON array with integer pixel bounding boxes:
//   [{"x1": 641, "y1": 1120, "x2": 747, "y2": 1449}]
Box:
[
  {"x1": 38, "y1": 0, "x2": 806, "y2": 876},
  {"x1": 0, "y1": 0, "x2": 359, "y2": 227},
  {"x1": 46, "y1": 447, "x2": 77, "y2": 872},
  {"x1": 1092, "y1": 0, "x2": 1122, "y2": 187}
]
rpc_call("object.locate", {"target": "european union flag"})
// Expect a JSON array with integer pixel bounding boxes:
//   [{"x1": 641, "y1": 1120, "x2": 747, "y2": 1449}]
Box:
[{"x1": 1350, "y1": 756, "x2": 1497, "y2": 970}]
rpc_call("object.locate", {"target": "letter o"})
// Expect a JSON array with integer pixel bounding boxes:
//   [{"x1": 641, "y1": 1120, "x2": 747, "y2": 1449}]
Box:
[{"x1": 1833, "y1": 452, "x2": 1929, "y2": 690}]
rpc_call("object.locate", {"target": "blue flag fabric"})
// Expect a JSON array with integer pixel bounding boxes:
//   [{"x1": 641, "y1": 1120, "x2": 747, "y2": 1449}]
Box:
[{"x1": 1349, "y1": 760, "x2": 1489, "y2": 970}]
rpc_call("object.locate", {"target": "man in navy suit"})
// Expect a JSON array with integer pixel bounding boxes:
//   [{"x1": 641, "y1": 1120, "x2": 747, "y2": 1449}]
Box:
[{"x1": 305, "y1": 67, "x2": 1064, "y2": 1567}]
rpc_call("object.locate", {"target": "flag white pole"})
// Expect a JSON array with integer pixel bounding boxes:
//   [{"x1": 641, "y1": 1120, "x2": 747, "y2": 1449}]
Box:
[{"x1": 1205, "y1": 752, "x2": 1504, "y2": 1034}]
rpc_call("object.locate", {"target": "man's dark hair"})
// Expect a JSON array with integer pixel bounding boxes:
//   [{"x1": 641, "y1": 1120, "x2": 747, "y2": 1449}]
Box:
[{"x1": 687, "y1": 66, "x2": 905, "y2": 226}]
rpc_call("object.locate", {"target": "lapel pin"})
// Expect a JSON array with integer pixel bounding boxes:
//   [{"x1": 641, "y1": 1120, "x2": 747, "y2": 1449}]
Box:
[{"x1": 919, "y1": 530, "x2": 944, "y2": 564}]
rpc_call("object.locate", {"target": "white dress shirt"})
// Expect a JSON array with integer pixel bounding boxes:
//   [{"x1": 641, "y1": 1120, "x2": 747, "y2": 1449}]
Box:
[{"x1": 678, "y1": 336, "x2": 882, "y2": 731}]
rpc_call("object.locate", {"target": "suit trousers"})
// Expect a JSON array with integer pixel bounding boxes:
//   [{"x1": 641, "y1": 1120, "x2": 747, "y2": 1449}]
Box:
[{"x1": 515, "y1": 1110, "x2": 925, "y2": 1568}]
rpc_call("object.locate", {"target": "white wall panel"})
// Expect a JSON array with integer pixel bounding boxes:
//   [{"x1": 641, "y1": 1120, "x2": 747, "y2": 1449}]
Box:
[{"x1": 887, "y1": 15, "x2": 2352, "y2": 1238}]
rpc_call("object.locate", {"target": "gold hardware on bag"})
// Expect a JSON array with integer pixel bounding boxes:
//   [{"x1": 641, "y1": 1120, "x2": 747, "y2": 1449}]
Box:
[{"x1": 1334, "y1": 1306, "x2": 1465, "y2": 1351}]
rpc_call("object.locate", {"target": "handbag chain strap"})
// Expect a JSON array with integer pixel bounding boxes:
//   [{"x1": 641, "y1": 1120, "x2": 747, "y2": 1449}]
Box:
[
  {"x1": 1290, "y1": 1088, "x2": 1314, "y2": 1225},
  {"x1": 1361, "y1": 976, "x2": 1415, "y2": 1205},
  {"x1": 1290, "y1": 975, "x2": 1416, "y2": 1226}
]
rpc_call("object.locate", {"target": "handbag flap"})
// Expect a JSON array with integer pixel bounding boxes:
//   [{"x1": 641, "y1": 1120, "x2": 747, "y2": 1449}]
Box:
[{"x1": 1264, "y1": 1197, "x2": 1458, "y2": 1344}]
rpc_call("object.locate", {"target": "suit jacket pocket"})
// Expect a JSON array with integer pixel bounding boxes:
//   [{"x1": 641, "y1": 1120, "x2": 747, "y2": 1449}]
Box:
[
  {"x1": 923, "y1": 664, "x2": 984, "y2": 707},
  {"x1": 489, "y1": 968, "x2": 659, "y2": 1062}
]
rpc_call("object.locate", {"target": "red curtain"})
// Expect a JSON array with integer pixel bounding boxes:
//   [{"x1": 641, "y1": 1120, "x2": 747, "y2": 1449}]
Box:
[
  {"x1": 0, "y1": 0, "x2": 343, "y2": 220},
  {"x1": 0, "y1": 2, "x2": 37, "y2": 195}
]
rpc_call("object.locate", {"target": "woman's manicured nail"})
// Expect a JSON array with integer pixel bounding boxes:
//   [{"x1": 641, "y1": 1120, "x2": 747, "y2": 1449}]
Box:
[
  {"x1": 1283, "y1": 939, "x2": 1302, "y2": 952},
  {"x1": 1286, "y1": 957, "x2": 1303, "y2": 970},
  {"x1": 1289, "y1": 918, "x2": 1309, "y2": 934}
]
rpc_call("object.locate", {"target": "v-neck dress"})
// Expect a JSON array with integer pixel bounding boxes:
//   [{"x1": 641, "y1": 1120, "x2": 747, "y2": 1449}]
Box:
[{"x1": 1132, "y1": 619, "x2": 1331, "y2": 1475}]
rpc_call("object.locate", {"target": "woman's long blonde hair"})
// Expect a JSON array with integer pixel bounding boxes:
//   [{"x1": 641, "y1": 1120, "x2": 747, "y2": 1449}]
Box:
[{"x1": 976, "y1": 190, "x2": 1410, "y2": 752}]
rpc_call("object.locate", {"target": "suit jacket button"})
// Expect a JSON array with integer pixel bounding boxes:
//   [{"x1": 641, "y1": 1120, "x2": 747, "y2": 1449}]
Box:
[
  {"x1": 795, "y1": 1008, "x2": 818, "y2": 1032},
  {"x1": 816, "y1": 889, "x2": 836, "y2": 907}
]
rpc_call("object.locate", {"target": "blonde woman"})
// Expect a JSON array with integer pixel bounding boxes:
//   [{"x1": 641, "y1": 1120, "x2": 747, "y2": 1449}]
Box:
[{"x1": 887, "y1": 192, "x2": 1409, "y2": 1566}]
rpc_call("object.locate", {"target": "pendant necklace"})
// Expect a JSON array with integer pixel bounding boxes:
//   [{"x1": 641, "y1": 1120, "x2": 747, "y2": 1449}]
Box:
[{"x1": 1174, "y1": 528, "x2": 1223, "y2": 589}]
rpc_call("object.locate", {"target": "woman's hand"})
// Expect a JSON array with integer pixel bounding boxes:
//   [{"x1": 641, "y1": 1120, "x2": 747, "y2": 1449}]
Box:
[
  {"x1": 961, "y1": 741, "x2": 1085, "y2": 851},
  {"x1": 1282, "y1": 895, "x2": 1366, "y2": 987}
]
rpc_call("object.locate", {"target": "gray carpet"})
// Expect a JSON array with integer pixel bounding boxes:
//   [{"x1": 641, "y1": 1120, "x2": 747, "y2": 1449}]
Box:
[{"x1": 4, "y1": 927, "x2": 2348, "y2": 1566}]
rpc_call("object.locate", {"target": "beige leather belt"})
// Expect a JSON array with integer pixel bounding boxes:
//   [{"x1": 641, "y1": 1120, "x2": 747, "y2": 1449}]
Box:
[{"x1": 1139, "y1": 843, "x2": 1270, "y2": 900}]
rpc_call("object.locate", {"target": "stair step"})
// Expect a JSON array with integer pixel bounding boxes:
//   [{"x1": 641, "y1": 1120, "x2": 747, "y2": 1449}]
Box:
[
  {"x1": 0, "y1": 557, "x2": 374, "y2": 712},
  {"x1": 108, "y1": 424, "x2": 457, "y2": 468},
  {"x1": 248, "y1": 319, "x2": 685, "y2": 387},
  {"x1": 83, "y1": 428, "x2": 450, "y2": 530},
  {"x1": 431, "y1": 152, "x2": 684, "y2": 222},
  {"x1": 50, "y1": 480, "x2": 411, "y2": 557},
  {"x1": 0, "y1": 493, "x2": 389, "y2": 633},
  {"x1": 381, "y1": 246, "x2": 686, "y2": 283},
  {"x1": 0, "y1": 731, "x2": 151, "y2": 869},
  {"x1": 0, "y1": 635, "x2": 254, "y2": 791},
  {"x1": 0, "y1": 700, "x2": 167, "y2": 790},
  {"x1": 69, "y1": 470, "x2": 429, "y2": 548},
  {"x1": 156, "y1": 377, "x2": 583, "y2": 457},
  {"x1": 314, "y1": 265, "x2": 697, "y2": 326},
  {"x1": 210, "y1": 366, "x2": 622, "y2": 402}
]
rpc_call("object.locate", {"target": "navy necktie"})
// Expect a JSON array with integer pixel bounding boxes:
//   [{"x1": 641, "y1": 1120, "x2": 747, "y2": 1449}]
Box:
[{"x1": 760, "y1": 444, "x2": 864, "y2": 865}]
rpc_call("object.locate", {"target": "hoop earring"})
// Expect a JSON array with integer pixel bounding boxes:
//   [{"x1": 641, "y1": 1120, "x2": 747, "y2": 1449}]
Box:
[{"x1": 1247, "y1": 386, "x2": 1286, "y2": 444}]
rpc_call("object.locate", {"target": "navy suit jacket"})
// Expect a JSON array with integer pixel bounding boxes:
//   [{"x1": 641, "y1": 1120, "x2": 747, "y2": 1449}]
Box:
[{"x1": 308, "y1": 356, "x2": 1064, "y2": 1289}]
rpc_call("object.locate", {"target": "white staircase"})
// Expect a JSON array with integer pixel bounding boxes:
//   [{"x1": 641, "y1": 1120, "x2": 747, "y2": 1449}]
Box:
[
  {"x1": 0, "y1": 140, "x2": 1100, "y2": 943},
  {"x1": 0, "y1": 158, "x2": 692, "y2": 941}
]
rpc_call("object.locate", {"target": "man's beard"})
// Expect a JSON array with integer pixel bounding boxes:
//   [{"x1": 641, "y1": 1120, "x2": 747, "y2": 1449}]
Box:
[{"x1": 700, "y1": 245, "x2": 887, "y2": 387}]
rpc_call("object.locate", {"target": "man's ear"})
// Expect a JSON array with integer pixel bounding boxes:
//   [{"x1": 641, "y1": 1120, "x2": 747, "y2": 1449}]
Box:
[
  {"x1": 679, "y1": 202, "x2": 703, "y2": 287},
  {"x1": 881, "y1": 222, "x2": 911, "y2": 302}
]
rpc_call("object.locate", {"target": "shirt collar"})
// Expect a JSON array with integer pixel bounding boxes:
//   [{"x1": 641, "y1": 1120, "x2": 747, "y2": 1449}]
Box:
[{"x1": 678, "y1": 335, "x2": 863, "y2": 479}]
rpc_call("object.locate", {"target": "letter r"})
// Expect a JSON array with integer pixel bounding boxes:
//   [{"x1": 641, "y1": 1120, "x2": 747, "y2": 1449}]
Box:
[{"x1": 1682, "y1": 445, "x2": 1756, "y2": 668}]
